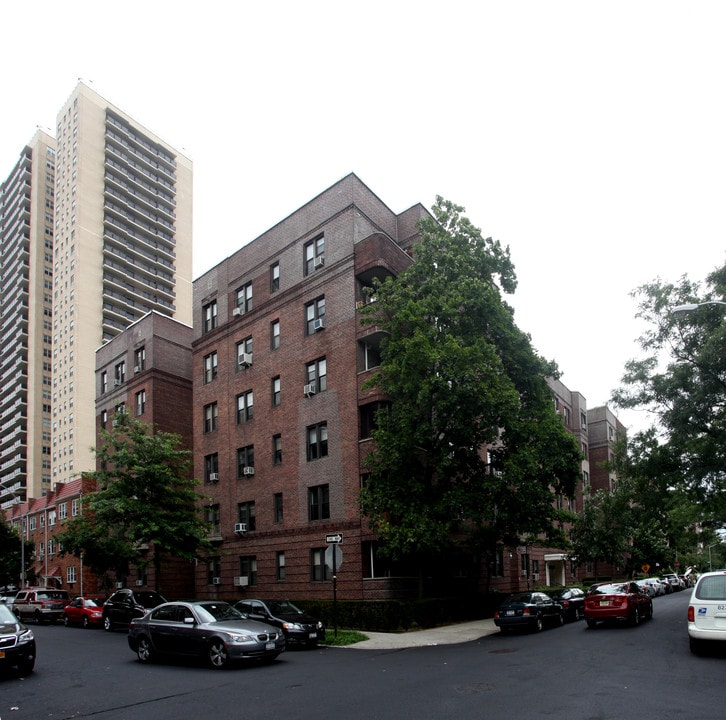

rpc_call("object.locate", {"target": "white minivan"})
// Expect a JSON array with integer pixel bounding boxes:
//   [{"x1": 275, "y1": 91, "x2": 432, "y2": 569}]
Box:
[{"x1": 687, "y1": 570, "x2": 726, "y2": 653}]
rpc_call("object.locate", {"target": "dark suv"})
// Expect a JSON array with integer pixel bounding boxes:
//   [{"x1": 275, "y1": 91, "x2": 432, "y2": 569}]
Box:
[
  {"x1": 102, "y1": 588, "x2": 166, "y2": 631},
  {"x1": 12, "y1": 588, "x2": 70, "y2": 624}
]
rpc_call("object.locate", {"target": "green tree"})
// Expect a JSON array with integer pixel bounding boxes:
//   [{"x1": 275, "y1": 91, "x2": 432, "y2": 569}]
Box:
[
  {"x1": 0, "y1": 514, "x2": 33, "y2": 589},
  {"x1": 58, "y1": 413, "x2": 211, "y2": 593},
  {"x1": 612, "y1": 262, "x2": 726, "y2": 528},
  {"x1": 359, "y1": 197, "x2": 582, "y2": 590}
]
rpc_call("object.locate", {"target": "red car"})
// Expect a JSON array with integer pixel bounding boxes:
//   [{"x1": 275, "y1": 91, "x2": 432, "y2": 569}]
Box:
[
  {"x1": 584, "y1": 581, "x2": 653, "y2": 628},
  {"x1": 63, "y1": 596, "x2": 106, "y2": 628}
]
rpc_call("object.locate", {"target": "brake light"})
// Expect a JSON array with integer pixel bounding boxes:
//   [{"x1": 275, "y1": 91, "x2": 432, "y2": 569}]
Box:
[
  {"x1": 688, "y1": 606, "x2": 695, "y2": 622},
  {"x1": 494, "y1": 610, "x2": 500, "y2": 619},
  {"x1": 522, "y1": 608, "x2": 531, "y2": 616}
]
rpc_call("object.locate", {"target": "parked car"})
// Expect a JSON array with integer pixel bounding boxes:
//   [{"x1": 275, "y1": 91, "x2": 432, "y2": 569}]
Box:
[
  {"x1": 63, "y1": 596, "x2": 106, "y2": 628},
  {"x1": 662, "y1": 573, "x2": 684, "y2": 591},
  {"x1": 636, "y1": 579, "x2": 657, "y2": 598},
  {"x1": 0, "y1": 602, "x2": 36, "y2": 675},
  {"x1": 584, "y1": 581, "x2": 653, "y2": 628},
  {"x1": 234, "y1": 599, "x2": 325, "y2": 647},
  {"x1": 12, "y1": 587, "x2": 70, "y2": 624},
  {"x1": 128, "y1": 600, "x2": 285, "y2": 668},
  {"x1": 493, "y1": 592, "x2": 565, "y2": 633},
  {"x1": 102, "y1": 588, "x2": 167, "y2": 631},
  {"x1": 687, "y1": 569, "x2": 726, "y2": 654},
  {"x1": 547, "y1": 587, "x2": 586, "y2": 621}
]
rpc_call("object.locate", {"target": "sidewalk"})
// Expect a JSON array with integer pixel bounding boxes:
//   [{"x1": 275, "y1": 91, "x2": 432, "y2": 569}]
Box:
[{"x1": 336, "y1": 618, "x2": 499, "y2": 649}]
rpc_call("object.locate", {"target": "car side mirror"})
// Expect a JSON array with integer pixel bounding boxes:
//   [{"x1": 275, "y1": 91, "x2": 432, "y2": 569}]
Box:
[{"x1": 184, "y1": 617, "x2": 195, "y2": 624}]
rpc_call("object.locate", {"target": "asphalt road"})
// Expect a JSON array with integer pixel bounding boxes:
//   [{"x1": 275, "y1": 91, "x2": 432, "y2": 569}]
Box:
[{"x1": 1, "y1": 590, "x2": 723, "y2": 720}]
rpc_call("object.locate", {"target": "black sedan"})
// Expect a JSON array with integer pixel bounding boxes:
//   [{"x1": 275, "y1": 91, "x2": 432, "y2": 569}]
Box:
[
  {"x1": 103, "y1": 588, "x2": 166, "y2": 631},
  {"x1": 235, "y1": 599, "x2": 325, "y2": 647},
  {"x1": 493, "y1": 591, "x2": 565, "y2": 633},
  {"x1": 547, "y1": 587, "x2": 586, "y2": 621},
  {"x1": 0, "y1": 603, "x2": 36, "y2": 675},
  {"x1": 128, "y1": 601, "x2": 285, "y2": 668}
]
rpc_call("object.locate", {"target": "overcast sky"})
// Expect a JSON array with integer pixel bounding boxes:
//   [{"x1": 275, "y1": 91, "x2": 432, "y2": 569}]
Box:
[{"x1": 2, "y1": 1, "x2": 724, "y2": 434}]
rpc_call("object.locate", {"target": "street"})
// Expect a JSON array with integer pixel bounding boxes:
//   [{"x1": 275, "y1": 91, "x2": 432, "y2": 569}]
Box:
[{"x1": 1, "y1": 590, "x2": 723, "y2": 720}]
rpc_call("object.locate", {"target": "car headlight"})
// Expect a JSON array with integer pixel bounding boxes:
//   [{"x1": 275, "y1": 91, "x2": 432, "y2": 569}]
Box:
[
  {"x1": 17, "y1": 629, "x2": 34, "y2": 645},
  {"x1": 282, "y1": 622, "x2": 304, "y2": 632},
  {"x1": 227, "y1": 633, "x2": 253, "y2": 644},
  {"x1": 317, "y1": 621, "x2": 324, "y2": 630}
]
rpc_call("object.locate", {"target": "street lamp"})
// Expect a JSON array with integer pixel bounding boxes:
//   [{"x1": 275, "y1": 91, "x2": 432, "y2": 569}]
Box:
[
  {"x1": 672, "y1": 300, "x2": 726, "y2": 317},
  {"x1": 708, "y1": 542, "x2": 720, "y2": 572}
]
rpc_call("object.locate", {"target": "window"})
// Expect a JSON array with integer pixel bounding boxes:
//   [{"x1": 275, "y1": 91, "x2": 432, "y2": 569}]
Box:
[
  {"x1": 276, "y1": 551, "x2": 286, "y2": 580},
  {"x1": 134, "y1": 346, "x2": 146, "y2": 372},
  {"x1": 359, "y1": 402, "x2": 388, "y2": 440},
  {"x1": 135, "y1": 389, "x2": 146, "y2": 416},
  {"x1": 71, "y1": 498, "x2": 80, "y2": 516},
  {"x1": 304, "y1": 235, "x2": 325, "y2": 275},
  {"x1": 306, "y1": 357, "x2": 327, "y2": 394},
  {"x1": 237, "y1": 445, "x2": 255, "y2": 477},
  {"x1": 273, "y1": 492, "x2": 283, "y2": 523},
  {"x1": 203, "y1": 402, "x2": 218, "y2": 433},
  {"x1": 235, "y1": 282, "x2": 253, "y2": 314},
  {"x1": 114, "y1": 362, "x2": 126, "y2": 385},
  {"x1": 67, "y1": 566, "x2": 77, "y2": 584},
  {"x1": 236, "y1": 390, "x2": 254, "y2": 424},
  {"x1": 239, "y1": 556, "x2": 257, "y2": 586},
  {"x1": 207, "y1": 557, "x2": 221, "y2": 585},
  {"x1": 272, "y1": 434, "x2": 282, "y2": 465},
  {"x1": 360, "y1": 340, "x2": 382, "y2": 371},
  {"x1": 203, "y1": 300, "x2": 218, "y2": 333},
  {"x1": 306, "y1": 422, "x2": 328, "y2": 460},
  {"x1": 305, "y1": 297, "x2": 325, "y2": 335},
  {"x1": 205, "y1": 453, "x2": 219, "y2": 483},
  {"x1": 311, "y1": 548, "x2": 331, "y2": 581},
  {"x1": 58, "y1": 503, "x2": 67, "y2": 520},
  {"x1": 100, "y1": 371, "x2": 108, "y2": 394},
  {"x1": 237, "y1": 502, "x2": 256, "y2": 532},
  {"x1": 270, "y1": 320, "x2": 280, "y2": 350},
  {"x1": 270, "y1": 262, "x2": 280, "y2": 292},
  {"x1": 308, "y1": 484, "x2": 330, "y2": 521},
  {"x1": 271, "y1": 376, "x2": 281, "y2": 406},
  {"x1": 204, "y1": 352, "x2": 218, "y2": 383},
  {"x1": 236, "y1": 337, "x2": 253, "y2": 368}
]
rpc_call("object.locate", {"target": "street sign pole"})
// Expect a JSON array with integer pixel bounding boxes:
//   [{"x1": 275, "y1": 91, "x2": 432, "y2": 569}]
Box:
[{"x1": 325, "y1": 533, "x2": 343, "y2": 639}]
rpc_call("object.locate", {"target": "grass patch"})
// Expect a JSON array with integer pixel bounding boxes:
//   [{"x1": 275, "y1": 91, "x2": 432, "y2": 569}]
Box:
[{"x1": 322, "y1": 629, "x2": 369, "y2": 646}]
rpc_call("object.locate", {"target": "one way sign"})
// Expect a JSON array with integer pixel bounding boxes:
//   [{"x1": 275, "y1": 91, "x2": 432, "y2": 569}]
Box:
[{"x1": 325, "y1": 533, "x2": 343, "y2": 544}]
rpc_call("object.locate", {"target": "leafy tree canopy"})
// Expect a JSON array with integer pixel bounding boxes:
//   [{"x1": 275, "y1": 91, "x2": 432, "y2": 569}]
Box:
[
  {"x1": 612, "y1": 262, "x2": 726, "y2": 526},
  {"x1": 58, "y1": 413, "x2": 211, "y2": 592},
  {"x1": 359, "y1": 197, "x2": 582, "y2": 565}
]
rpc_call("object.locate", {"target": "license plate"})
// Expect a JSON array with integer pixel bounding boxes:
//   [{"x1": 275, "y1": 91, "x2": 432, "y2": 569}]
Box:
[
  {"x1": 265, "y1": 642, "x2": 275, "y2": 650},
  {"x1": 506, "y1": 610, "x2": 515, "y2": 616},
  {"x1": 309, "y1": 632, "x2": 317, "y2": 639},
  {"x1": 599, "y1": 601, "x2": 609, "y2": 606}
]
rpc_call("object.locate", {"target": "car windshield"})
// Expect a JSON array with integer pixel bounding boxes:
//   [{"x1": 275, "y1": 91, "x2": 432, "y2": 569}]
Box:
[
  {"x1": 590, "y1": 584, "x2": 628, "y2": 595},
  {"x1": 266, "y1": 600, "x2": 304, "y2": 614},
  {"x1": 84, "y1": 598, "x2": 103, "y2": 607},
  {"x1": 195, "y1": 602, "x2": 245, "y2": 623},
  {"x1": 0, "y1": 604, "x2": 17, "y2": 623},
  {"x1": 37, "y1": 591, "x2": 68, "y2": 600},
  {"x1": 505, "y1": 593, "x2": 533, "y2": 604}
]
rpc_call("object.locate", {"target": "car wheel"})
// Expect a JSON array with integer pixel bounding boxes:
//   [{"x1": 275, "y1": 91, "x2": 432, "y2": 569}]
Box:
[
  {"x1": 103, "y1": 615, "x2": 112, "y2": 632},
  {"x1": 533, "y1": 616, "x2": 544, "y2": 632},
  {"x1": 557, "y1": 612, "x2": 565, "y2": 627},
  {"x1": 136, "y1": 637, "x2": 154, "y2": 664},
  {"x1": 34, "y1": 610, "x2": 44, "y2": 625},
  {"x1": 64, "y1": 615, "x2": 70, "y2": 627},
  {"x1": 689, "y1": 637, "x2": 702, "y2": 655},
  {"x1": 631, "y1": 608, "x2": 640, "y2": 627},
  {"x1": 16, "y1": 655, "x2": 35, "y2": 676},
  {"x1": 208, "y1": 639, "x2": 229, "y2": 669},
  {"x1": 586, "y1": 619, "x2": 597, "y2": 629},
  {"x1": 83, "y1": 616, "x2": 90, "y2": 629}
]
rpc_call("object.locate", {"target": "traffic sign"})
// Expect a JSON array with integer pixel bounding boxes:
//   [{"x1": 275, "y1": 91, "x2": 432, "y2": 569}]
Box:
[
  {"x1": 326, "y1": 533, "x2": 343, "y2": 544},
  {"x1": 325, "y1": 544, "x2": 343, "y2": 570}
]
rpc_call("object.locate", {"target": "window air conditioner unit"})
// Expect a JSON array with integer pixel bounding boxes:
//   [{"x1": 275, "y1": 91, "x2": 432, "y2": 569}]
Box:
[
  {"x1": 242, "y1": 466, "x2": 255, "y2": 476},
  {"x1": 114, "y1": 379, "x2": 122, "y2": 386},
  {"x1": 234, "y1": 523, "x2": 247, "y2": 534},
  {"x1": 134, "y1": 365, "x2": 140, "y2": 373},
  {"x1": 209, "y1": 473, "x2": 219, "y2": 482},
  {"x1": 312, "y1": 318, "x2": 325, "y2": 332},
  {"x1": 232, "y1": 307, "x2": 243, "y2": 316},
  {"x1": 238, "y1": 352, "x2": 253, "y2": 367},
  {"x1": 521, "y1": 571, "x2": 528, "y2": 577},
  {"x1": 304, "y1": 383, "x2": 316, "y2": 397},
  {"x1": 135, "y1": 580, "x2": 144, "y2": 586},
  {"x1": 533, "y1": 573, "x2": 540, "y2": 581},
  {"x1": 116, "y1": 582, "x2": 124, "y2": 589},
  {"x1": 212, "y1": 577, "x2": 222, "y2": 585},
  {"x1": 233, "y1": 576, "x2": 249, "y2": 587},
  {"x1": 313, "y1": 255, "x2": 325, "y2": 269}
]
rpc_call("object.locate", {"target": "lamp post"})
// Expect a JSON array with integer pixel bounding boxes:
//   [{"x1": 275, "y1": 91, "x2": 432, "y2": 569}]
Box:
[
  {"x1": 672, "y1": 300, "x2": 726, "y2": 317},
  {"x1": 708, "y1": 542, "x2": 720, "y2": 572}
]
